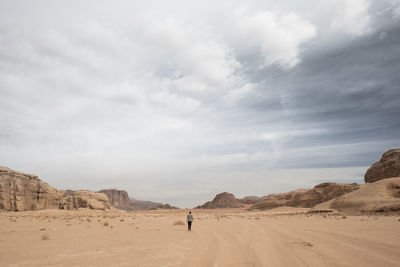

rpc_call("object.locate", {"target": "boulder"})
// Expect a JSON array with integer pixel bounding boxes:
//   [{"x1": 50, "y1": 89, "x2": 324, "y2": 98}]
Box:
[
  {"x1": 314, "y1": 177, "x2": 400, "y2": 212},
  {"x1": 251, "y1": 182, "x2": 360, "y2": 210},
  {"x1": 364, "y1": 149, "x2": 400, "y2": 183},
  {"x1": 97, "y1": 189, "x2": 130, "y2": 208}
]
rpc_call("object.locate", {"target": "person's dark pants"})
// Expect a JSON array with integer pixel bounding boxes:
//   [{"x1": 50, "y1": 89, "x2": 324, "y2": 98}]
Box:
[{"x1": 188, "y1": 221, "x2": 192, "y2": 231}]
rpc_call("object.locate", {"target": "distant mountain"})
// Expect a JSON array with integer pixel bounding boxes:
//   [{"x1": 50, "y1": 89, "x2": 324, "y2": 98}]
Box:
[
  {"x1": 127, "y1": 198, "x2": 178, "y2": 210},
  {"x1": 251, "y1": 182, "x2": 360, "y2": 210},
  {"x1": 196, "y1": 192, "x2": 246, "y2": 209}
]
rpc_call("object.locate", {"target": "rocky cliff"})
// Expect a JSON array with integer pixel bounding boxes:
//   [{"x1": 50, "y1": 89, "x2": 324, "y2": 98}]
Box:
[
  {"x1": 364, "y1": 149, "x2": 400, "y2": 183},
  {"x1": 0, "y1": 166, "x2": 61, "y2": 211},
  {"x1": 0, "y1": 166, "x2": 110, "y2": 211},
  {"x1": 97, "y1": 189, "x2": 130, "y2": 208},
  {"x1": 251, "y1": 182, "x2": 360, "y2": 210},
  {"x1": 59, "y1": 190, "x2": 111, "y2": 210}
]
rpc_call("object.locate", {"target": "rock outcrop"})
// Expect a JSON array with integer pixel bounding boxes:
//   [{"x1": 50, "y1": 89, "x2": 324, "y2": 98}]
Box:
[
  {"x1": 59, "y1": 190, "x2": 111, "y2": 210},
  {"x1": 251, "y1": 182, "x2": 360, "y2": 210},
  {"x1": 0, "y1": 166, "x2": 111, "y2": 211},
  {"x1": 97, "y1": 189, "x2": 130, "y2": 208},
  {"x1": 314, "y1": 177, "x2": 400, "y2": 212},
  {"x1": 0, "y1": 166, "x2": 61, "y2": 211},
  {"x1": 196, "y1": 192, "x2": 244, "y2": 209},
  {"x1": 364, "y1": 149, "x2": 400, "y2": 183}
]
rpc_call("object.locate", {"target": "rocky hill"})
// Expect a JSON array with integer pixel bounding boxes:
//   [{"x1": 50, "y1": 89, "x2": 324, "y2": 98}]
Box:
[
  {"x1": 251, "y1": 182, "x2": 360, "y2": 210},
  {"x1": 365, "y1": 149, "x2": 400, "y2": 183},
  {"x1": 196, "y1": 192, "x2": 245, "y2": 209},
  {"x1": 97, "y1": 189, "x2": 130, "y2": 208},
  {"x1": 314, "y1": 177, "x2": 400, "y2": 212},
  {"x1": 0, "y1": 166, "x2": 110, "y2": 211},
  {"x1": 126, "y1": 198, "x2": 178, "y2": 210}
]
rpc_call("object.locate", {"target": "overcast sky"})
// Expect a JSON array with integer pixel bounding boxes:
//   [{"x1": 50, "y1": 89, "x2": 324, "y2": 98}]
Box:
[{"x1": 1, "y1": 0, "x2": 399, "y2": 207}]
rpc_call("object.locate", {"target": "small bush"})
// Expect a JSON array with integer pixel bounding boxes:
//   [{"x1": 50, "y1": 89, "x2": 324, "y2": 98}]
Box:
[
  {"x1": 103, "y1": 222, "x2": 109, "y2": 226},
  {"x1": 41, "y1": 234, "x2": 50, "y2": 240}
]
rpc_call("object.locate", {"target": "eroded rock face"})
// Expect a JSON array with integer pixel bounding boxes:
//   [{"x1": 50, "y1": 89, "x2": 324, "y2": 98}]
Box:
[
  {"x1": 0, "y1": 166, "x2": 111, "y2": 211},
  {"x1": 252, "y1": 183, "x2": 360, "y2": 210},
  {"x1": 365, "y1": 149, "x2": 400, "y2": 183},
  {"x1": 97, "y1": 189, "x2": 130, "y2": 208},
  {"x1": 196, "y1": 192, "x2": 244, "y2": 209},
  {"x1": 0, "y1": 167, "x2": 61, "y2": 211},
  {"x1": 59, "y1": 191, "x2": 111, "y2": 210}
]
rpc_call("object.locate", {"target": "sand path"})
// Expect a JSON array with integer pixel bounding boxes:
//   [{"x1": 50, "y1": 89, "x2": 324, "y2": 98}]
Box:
[{"x1": 1, "y1": 209, "x2": 399, "y2": 266}]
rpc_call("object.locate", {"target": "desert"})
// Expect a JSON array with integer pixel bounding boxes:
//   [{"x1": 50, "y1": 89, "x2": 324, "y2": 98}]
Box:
[
  {"x1": 1, "y1": 149, "x2": 400, "y2": 266},
  {"x1": 1, "y1": 208, "x2": 400, "y2": 267}
]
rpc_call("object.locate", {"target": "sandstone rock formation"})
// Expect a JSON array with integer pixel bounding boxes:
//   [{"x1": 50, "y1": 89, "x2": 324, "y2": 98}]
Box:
[
  {"x1": 0, "y1": 166, "x2": 111, "y2": 211},
  {"x1": 0, "y1": 166, "x2": 61, "y2": 211},
  {"x1": 251, "y1": 182, "x2": 360, "y2": 210},
  {"x1": 314, "y1": 177, "x2": 400, "y2": 212},
  {"x1": 59, "y1": 191, "x2": 111, "y2": 210},
  {"x1": 196, "y1": 192, "x2": 244, "y2": 209},
  {"x1": 364, "y1": 149, "x2": 400, "y2": 183},
  {"x1": 97, "y1": 189, "x2": 130, "y2": 208}
]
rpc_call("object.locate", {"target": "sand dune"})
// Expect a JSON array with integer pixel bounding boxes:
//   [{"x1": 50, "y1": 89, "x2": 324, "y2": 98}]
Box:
[{"x1": 1, "y1": 208, "x2": 399, "y2": 267}]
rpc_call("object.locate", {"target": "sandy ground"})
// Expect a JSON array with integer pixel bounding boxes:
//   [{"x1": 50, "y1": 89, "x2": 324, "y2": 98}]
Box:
[{"x1": 1, "y1": 208, "x2": 399, "y2": 267}]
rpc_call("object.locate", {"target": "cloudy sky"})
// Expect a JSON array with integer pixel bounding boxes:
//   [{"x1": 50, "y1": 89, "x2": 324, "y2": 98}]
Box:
[{"x1": 1, "y1": 0, "x2": 399, "y2": 207}]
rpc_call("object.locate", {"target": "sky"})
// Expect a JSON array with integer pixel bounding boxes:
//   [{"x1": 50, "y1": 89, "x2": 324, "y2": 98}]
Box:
[{"x1": 0, "y1": 0, "x2": 399, "y2": 208}]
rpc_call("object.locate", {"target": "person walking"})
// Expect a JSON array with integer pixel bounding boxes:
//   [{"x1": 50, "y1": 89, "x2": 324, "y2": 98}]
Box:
[{"x1": 187, "y1": 211, "x2": 193, "y2": 231}]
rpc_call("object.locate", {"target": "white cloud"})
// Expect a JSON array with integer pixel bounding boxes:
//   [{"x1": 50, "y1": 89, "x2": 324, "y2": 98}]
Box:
[
  {"x1": 144, "y1": 16, "x2": 241, "y2": 90},
  {"x1": 233, "y1": 7, "x2": 317, "y2": 68},
  {"x1": 329, "y1": 0, "x2": 371, "y2": 35}
]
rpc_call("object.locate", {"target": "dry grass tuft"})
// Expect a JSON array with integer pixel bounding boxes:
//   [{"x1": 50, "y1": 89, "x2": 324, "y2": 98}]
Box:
[
  {"x1": 103, "y1": 222, "x2": 109, "y2": 226},
  {"x1": 41, "y1": 234, "x2": 50, "y2": 240},
  {"x1": 173, "y1": 220, "x2": 185, "y2": 226}
]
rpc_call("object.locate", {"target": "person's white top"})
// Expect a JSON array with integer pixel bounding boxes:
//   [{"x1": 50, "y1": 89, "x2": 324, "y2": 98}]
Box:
[{"x1": 187, "y1": 214, "x2": 193, "y2": 222}]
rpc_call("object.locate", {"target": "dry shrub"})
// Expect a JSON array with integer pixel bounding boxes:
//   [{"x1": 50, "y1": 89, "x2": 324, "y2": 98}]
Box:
[
  {"x1": 173, "y1": 220, "x2": 185, "y2": 226},
  {"x1": 41, "y1": 234, "x2": 50, "y2": 240},
  {"x1": 103, "y1": 222, "x2": 109, "y2": 226}
]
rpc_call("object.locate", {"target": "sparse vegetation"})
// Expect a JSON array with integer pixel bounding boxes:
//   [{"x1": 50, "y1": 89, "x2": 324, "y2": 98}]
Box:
[
  {"x1": 173, "y1": 220, "x2": 185, "y2": 225},
  {"x1": 41, "y1": 234, "x2": 49, "y2": 240}
]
